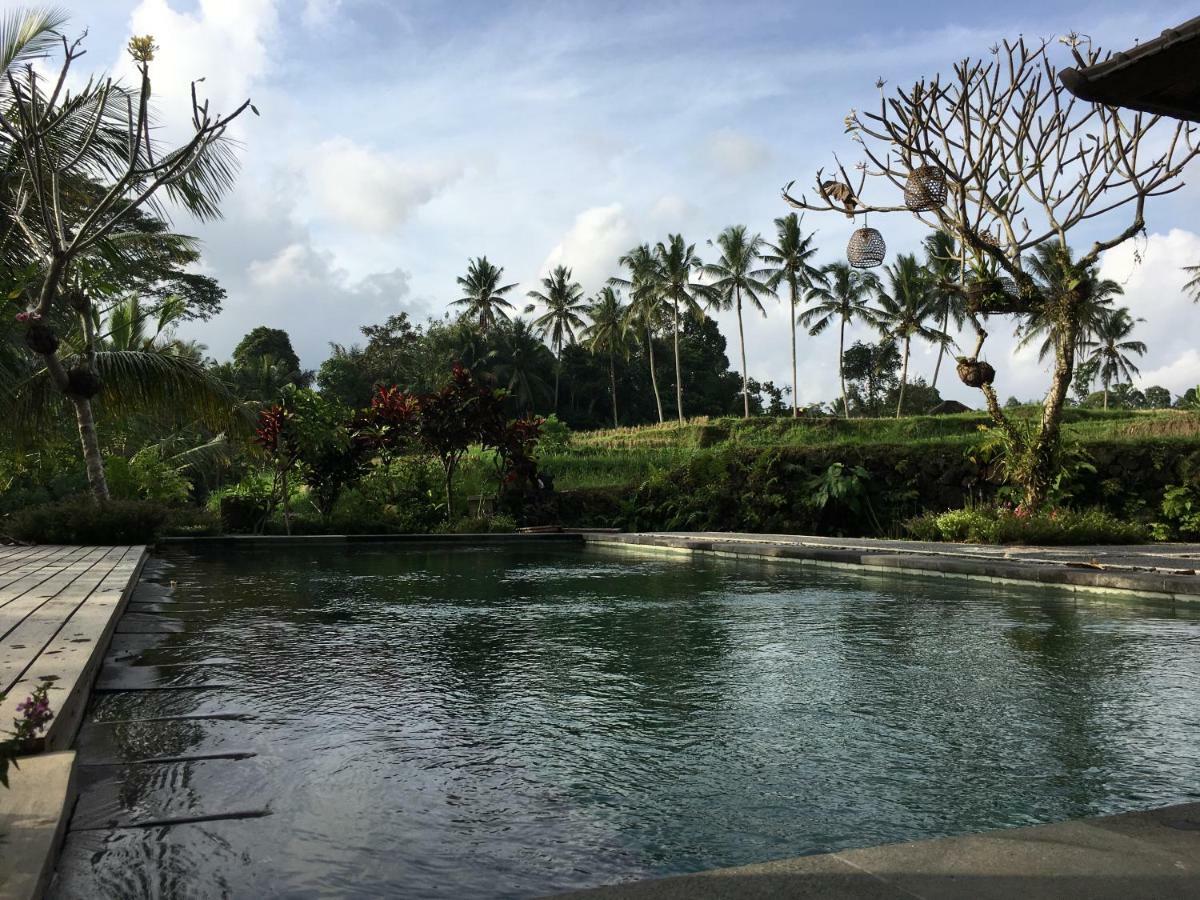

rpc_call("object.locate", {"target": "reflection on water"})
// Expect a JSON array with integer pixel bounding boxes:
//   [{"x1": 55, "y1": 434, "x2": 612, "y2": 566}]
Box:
[{"x1": 55, "y1": 545, "x2": 1200, "y2": 899}]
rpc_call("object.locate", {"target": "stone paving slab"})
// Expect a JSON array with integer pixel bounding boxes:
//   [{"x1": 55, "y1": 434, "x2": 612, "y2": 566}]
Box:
[
  {"x1": 583, "y1": 533, "x2": 1200, "y2": 602},
  {"x1": 0, "y1": 751, "x2": 76, "y2": 900},
  {"x1": 549, "y1": 802, "x2": 1200, "y2": 900}
]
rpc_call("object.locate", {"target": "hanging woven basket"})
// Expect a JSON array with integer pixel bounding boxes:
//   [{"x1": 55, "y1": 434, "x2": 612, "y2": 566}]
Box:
[
  {"x1": 956, "y1": 357, "x2": 995, "y2": 388},
  {"x1": 23, "y1": 322, "x2": 59, "y2": 355},
  {"x1": 964, "y1": 277, "x2": 1020, "y2": 314},
  {"x1": 846, "y1": 227, "x2": 886, "y2": 268},
  {"x1": 66, "y1": 366, "x2": 103, "y2": 399},
  {"x1": 903, "y1": 165, "x2": 947, "y2": 212}
]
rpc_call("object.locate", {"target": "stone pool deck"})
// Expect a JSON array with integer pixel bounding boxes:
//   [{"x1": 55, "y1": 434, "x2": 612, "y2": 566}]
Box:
[
  {"x1": 0, "y1": 544, "x2": 146, "y2": 900},
  {"x1": 549, "y1": 801, "x2": 1200, "y2": 900},
  {"x1": 580, "y1": 532, "x2": 1200, "y2": 603}
]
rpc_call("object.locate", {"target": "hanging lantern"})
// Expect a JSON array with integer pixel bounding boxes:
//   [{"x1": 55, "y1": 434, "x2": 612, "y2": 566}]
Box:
[
  {"x1": 847, "y1": 226, "x2": 886, "y2": 268},
  {"x1": 66, "y1": 367, "x2": 103, "y2": 399},
  {"x1": 23, "y1": 322, "x2": 59, "y2": 355},
  {"x1": 903, "y1": 165, "x2": 947, "y2": 212},
  {"x1": 956, "y1": 357, "x2": 995, "y2": 388}
]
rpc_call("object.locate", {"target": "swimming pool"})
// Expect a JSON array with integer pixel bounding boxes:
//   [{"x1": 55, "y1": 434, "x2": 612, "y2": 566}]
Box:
[{"x1": 53, "y1": 543, "x2": 1200, "y2": 898}]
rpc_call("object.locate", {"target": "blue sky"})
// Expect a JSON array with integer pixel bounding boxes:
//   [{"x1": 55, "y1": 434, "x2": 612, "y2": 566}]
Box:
[{"x1": 58, "y1": 0, "x2": 1200, "y2": 405}]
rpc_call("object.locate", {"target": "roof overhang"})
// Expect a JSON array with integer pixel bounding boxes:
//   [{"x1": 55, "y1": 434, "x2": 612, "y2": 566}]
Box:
[{"x1": 1059, "y1": 16, "x2": 1200, "y2": 121}]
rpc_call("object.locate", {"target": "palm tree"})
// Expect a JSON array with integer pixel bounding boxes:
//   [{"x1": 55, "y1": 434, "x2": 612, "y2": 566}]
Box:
[
  {"x1": 922, "y1": 230, "x2": 965, "y2": 390},
  {"x1": 799, "y1": 263, "x2": 880, "y2": 418},
  {"x1": 1184, "y1": 263, "x2": 1200, "y2": 303},
  {"x1": 875, "y1": 254, "x2": 950, "y2": 417},
  {"x1": 653, "y1": 234, "x2": 713, "y2": 423},
  {"x1": 761, "y1": 214, "x2": 823, "y2": 417},
  {"x1": 526, "y1": 265, "x2": 587, "y2": 412},
  {"x1": 704, "y1": 226, "x2": 774, "y2": 418},
  {"x1": 1083, "y1": 307, "x2": 1146, "y2": 409},
  {"x1": 611, "y1": 243, "x2": 665, "y2": 423},
  {"x1": 1016, "y1": 244, "x2": 1123, "y2": 362},
  {"x1": 582, "y1": 287, "x2": 630, "y2": 427},
  {"x1": 452, "y1": 257, "x2": 517, "y2": 333},
  {"x1": 493, "y1": 319, "x2": 552, "y2": 412}
]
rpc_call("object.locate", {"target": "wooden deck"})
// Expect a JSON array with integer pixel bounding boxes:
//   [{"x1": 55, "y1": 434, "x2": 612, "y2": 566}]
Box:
[{"x1": 0, "y1": 544, "x2": 147, "y2": 752}]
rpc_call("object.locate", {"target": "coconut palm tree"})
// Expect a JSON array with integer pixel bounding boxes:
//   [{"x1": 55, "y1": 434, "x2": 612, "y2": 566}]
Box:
[
  {"x1": 526, "y1": 265, "x2": 587, "y2": 412},
  {"x1": 493, "y1": 318, "x2": 552, "y2": 412},
  {"x1": 1083, "y1": 307, "x2": 1146, "y2": 409},
  {"x1": 1015, "y1": 244, "x2": 1123, "y2": 362},
  {"x1": 582, "y1": 287, "x2": 630, "y2": 427},
  {"x1": 703, "y1": 226, "x2": 774, "y2": 418},
  {"x1": 799, "y1": 263, "x2": 880, "y2": 418},
  {"x1": 610, "y1": 243, "x2": 665, "y2": 423},
  {"x1": 452, "y1": 257, "x2": 517, "y2": 334},
  {"x1": 875, "y1": 254, "x2": 950, "y2": 417},
  {"x1": 1185, "y1": 263, "x2": 1200, "y2": 302},
  {"x1": 653, "y1": 234, "x2": 713, "y2": 423},
  {"x1": 922, "y1": 230, "x2": 965, "y2": 390},
  {"x1": 761, "y1": 214, "x2": 823, "y2": 417}
]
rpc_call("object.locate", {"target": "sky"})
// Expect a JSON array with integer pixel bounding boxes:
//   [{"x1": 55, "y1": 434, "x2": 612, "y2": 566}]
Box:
[{"x1": 46, "y1": 0, "x2": 1200, "y2": 407}]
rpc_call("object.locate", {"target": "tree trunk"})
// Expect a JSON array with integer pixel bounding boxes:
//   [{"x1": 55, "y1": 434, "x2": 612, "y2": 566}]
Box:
[
  {"x1": 70, "y1": 396, "x2": 110, "y2": 501},
  {"x1": 444, "y1": 463, "x2": 455, "y2": 522},
  {"x1": 931, "y1": 306, "x2": 950, "y2": 390},
  {"x1": 554, "y1": 351, "x2": 561, "y2": 413},
  {"x1": 1023, "y1": 308, "x2": 1082, "y2": 510},
  {"x1": 646, "y1": 328, "x2": 664, "y2": 424},
  {"x1": 609, "y1": 351, "x2": 618, "y2": 427},
  {"x1": 673, "y1": 297, "x2": 684, "y2": 423},
  {"x1": 839, "y1": 317, "x2": 849, "y2": 419},
  {"x1": 1103, "y1": 381, "x2": 1109, "y2": 410},
  {"x1": 737, "y1": 288, "x2": 749, "y2": 418},
  {"x1": 896, "y1": 336, "x2": 910, "y2": 418},
  {"x1": 790, "y1": 276, "x2": 799, "y2": 418}
]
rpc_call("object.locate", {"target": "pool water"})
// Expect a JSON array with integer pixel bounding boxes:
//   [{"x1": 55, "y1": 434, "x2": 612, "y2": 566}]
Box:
[{"x1": 55, "y1": 544, "x2": 1200, "y2": 898}]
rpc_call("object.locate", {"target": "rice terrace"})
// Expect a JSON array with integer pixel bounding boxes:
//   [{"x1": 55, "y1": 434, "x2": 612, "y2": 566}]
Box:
[{"x1": 2, "y1": 3, "x2": 1200, "y2": 899}]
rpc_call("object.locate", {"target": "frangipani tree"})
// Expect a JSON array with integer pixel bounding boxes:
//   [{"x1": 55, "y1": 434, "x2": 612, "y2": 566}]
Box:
[
  {"x1": 2, "y1": 13, "x2": 254, "y2": 500},
  {"x1": 783, "y1": 35, "x2": 1199, "y2": 507}
]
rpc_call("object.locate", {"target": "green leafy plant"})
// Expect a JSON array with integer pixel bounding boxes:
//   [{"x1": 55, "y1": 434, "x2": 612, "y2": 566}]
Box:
[
  {"x1": 1, "y1": 684, "x2": 55, "y2": 788},
  {"x1": 1153, "y1": 483, "x2": 1200, "y2": 540},
  {"x1": 906, "y1": 505, "x2": 1147, "y2": 545},
  {"x1": 3, "y1": 496, "x2": 168, "y2": 544}
]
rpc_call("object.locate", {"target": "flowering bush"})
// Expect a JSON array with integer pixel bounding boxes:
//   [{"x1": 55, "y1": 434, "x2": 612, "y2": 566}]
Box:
[{"x1": 1, "y1": 683, "x2": 55, "y2": 788}]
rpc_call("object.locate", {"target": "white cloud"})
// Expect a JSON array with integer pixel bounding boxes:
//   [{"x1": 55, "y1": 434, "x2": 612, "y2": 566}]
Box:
[
  {"x1": 649, "y1": 194, "x2": 698, "y2": 226},
  {"x1": 539, "y1": 204, "x2": 636, "y2": 295},
  {"x1": 704, "y1": 129, "x2": 771, "y2": 176},
  {"x1": 1099, "y1": 228, "x2": 1200, "y2": 396},
  {"x1": 300, "y1": 137, "x2": 464, "y2": 233},
  {"x1": 302, "y1": 0, "x2": 342, "y2": 29},
  {"x1": 120, "y1": 0, "x2": 275, "y2": 125}
]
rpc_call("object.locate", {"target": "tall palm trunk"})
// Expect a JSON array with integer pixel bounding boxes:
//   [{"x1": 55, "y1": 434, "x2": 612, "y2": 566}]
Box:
[
  {"x1": 553, "y1": 347, "x2": 561, "y2": 413},
  {"x1": 736, "y1": 287, "x2": 749, "y2": 418},
  {"x1": 672, "y1": 297, "x2": 684, "y2": 423},
  {"x1": 896, "y1": 336, "x2": 910, "y2": 418},
  {"x1": 839, "y1": 315, "x2": 849, "y2": 419},
  {"x1": 1103, "y1": 380, "x2": 1109, "y2": 410},
  {"x1": 71, "y1": 396, "x2": 110, "y2": 500},
  {"x1": 790, "y1": 276, "x2": 799, "y2": 418},
  {"x1": 608, "y1": 351, "x2": 619, "y2": 427},
  {"x1": 646, "y1": 327, "x2": 664, "y2": 424},
  {"x1": 931, "y1": 306, "x2": 950, "y2": 390}
]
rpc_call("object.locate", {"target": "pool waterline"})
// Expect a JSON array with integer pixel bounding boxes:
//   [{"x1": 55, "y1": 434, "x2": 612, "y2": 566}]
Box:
[{"x1": 55, "y1": 542, "x2": 1200, "y2": 899}]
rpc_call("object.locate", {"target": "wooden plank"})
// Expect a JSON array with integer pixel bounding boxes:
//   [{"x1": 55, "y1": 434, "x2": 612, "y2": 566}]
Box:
[
  {"x1": 0, "y1": 547, "x2": 113, "y2": 641},
  {"x1": 1, "y1": 547, "x2": 148, "y2": 752},
  {"x1": 0, "y1": 545, "x2": 52, "y2": 577},
  {"x1": 0, "y1": 751, "x2": 76, "y2": 900},
  {"x1": 0, "y1": 546, "x2": 95, "y2": 602},
  {"x1": 0, "y1": 548, "x2": 126, "y2": 693}
]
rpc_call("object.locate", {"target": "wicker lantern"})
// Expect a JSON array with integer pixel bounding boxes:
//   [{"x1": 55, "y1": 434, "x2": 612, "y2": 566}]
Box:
[
  {"x1": 903, "y1": 165, "x2": 947, "y2": 212},
  {"x1": 23, "y1": 322, "x2": 59, "y2": 355},
  {"x1": 66, "y1": 366, "x2": 103, "y2": 399},
  {"x1": 846, "y1": 226, "x2": 886, "y2": 268},
  {"x1": 955, "y1": 357, "x2": 996, "y2": 388}
]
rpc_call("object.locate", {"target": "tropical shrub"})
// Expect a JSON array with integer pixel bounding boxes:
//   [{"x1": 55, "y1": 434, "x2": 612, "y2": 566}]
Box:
[
  {"x1": 4, "y1": 496, "x2": 169, "y2": 544},
  {"x1": 1152, "y1": 483, "x2": 1200, "y2": 540},
  {"x1": 905, "y1": 505, "x2": 1147, "y2": 545}
]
